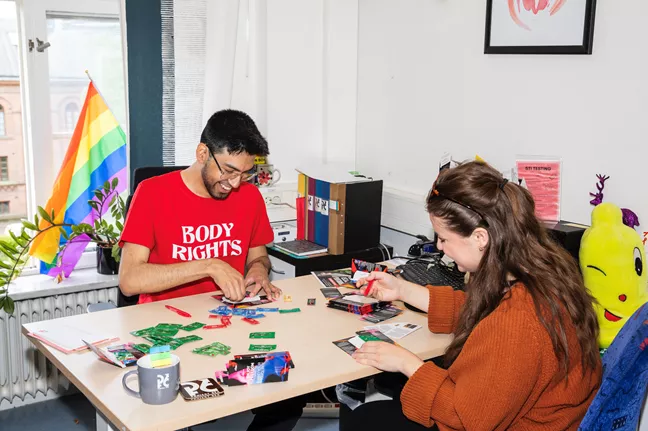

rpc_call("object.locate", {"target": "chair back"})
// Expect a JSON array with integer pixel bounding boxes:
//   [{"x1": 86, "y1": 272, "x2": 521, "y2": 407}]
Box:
[
  {"x1": 117, "y1": 166, "x2": 189, "y2": 307},
  {"x1": 579, "y1": 303, "x2": 648, "y2": 430}
]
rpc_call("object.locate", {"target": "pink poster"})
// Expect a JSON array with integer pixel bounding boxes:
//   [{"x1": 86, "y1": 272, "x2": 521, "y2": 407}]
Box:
[{"x1": 516, "y1": 159, "x2": 561, "y2": 222}]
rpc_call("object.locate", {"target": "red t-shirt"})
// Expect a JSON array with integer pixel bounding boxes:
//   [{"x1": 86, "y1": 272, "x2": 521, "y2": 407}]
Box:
[{"x1": 119, "y1": 171, "x2": 273, "y2": 303}]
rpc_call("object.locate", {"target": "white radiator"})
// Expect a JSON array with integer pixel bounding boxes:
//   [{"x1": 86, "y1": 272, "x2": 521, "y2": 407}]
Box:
[{"x1": 0, "y1": 287, "x2": 118, "y2": 410}]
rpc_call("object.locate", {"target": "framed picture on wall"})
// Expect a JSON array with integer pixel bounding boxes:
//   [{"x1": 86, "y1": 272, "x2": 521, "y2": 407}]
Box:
[{"x1": 484, "y1": 0, "x2": 597, "y2": 54}]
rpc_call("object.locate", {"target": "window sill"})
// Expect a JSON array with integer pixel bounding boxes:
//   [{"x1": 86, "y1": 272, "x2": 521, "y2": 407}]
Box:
[{"x1": 7, "y1": 267, "x2": 119, "y2": 302}]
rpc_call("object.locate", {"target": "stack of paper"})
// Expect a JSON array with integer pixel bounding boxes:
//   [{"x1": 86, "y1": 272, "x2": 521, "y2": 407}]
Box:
[{"x1": 27, "y1": 321, "x2": 117, "y2": 354}]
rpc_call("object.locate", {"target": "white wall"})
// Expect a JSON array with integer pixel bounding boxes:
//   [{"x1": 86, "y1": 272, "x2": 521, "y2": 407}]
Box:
[
  {"x1": 266, "y1": 0, "x2": 358, "y2": 183},
  {"x1": 356, "y1": 0, "x2": 648, "y2": 233}
]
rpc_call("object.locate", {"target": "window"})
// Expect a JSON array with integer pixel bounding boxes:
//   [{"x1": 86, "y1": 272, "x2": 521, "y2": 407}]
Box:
[
  {"x1": 0, "y1": 156, "x2": 7, "y2": 181},
  {"x1": 0, "y1": 201, "x2": 9, "y2": 214},
  {"x1": 0, "y1": 105, "x2": 5, "y2": 136},
  {"x1": 0, "y1": 0, "x2": 127, "y2": 273},
  {"x1": 64, "y1": 102, "x2": 79, "y2": 132}
]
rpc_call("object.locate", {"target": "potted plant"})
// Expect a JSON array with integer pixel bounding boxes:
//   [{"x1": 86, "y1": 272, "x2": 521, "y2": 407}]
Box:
[
  {"x1": 0, "y1": 178, "x2": 125, "y2": 314},
  {"x1": 62, "y1": 178, "x2": 125, "y2": 275}
]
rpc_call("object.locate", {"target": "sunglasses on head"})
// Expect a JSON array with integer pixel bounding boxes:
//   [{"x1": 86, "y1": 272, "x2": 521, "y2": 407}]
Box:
[{"x1": 431, "y1": 182, "x2": 489, "y2": 227}]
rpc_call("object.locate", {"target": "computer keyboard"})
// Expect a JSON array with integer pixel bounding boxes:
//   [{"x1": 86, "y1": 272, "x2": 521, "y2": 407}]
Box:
[{"x1": 397, "y1": 259, "x2": 466, "y2": 291}]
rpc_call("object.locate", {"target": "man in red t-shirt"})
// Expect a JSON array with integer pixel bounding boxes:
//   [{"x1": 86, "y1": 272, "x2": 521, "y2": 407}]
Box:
[
  {"x1": 119, "y1": 109, "x2": 280, "y2": 303},
  {"x1": 119, "y1": 111, "x2": 306, "y2": 431}
]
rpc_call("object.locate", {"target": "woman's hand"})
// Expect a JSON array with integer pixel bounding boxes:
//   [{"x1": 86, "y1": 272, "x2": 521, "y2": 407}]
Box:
[
  {"x1": 356, "y1": 272, "x2": 405, "y2": 302},
  {"x1": 352, "y1": 342, "x2": 424, "y2": 376}
]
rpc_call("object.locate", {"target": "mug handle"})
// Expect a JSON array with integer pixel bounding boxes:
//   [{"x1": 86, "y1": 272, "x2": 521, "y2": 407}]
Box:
[
  {"x1": 122, "y1": 369, "x2": 141, "y2": 398},
  {"x1": 269, "y1": 169, "x2": 281, "y2": 186}
]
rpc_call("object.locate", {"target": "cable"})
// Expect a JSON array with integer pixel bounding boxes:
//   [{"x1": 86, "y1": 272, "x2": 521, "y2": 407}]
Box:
[
  {"x1": 320, "y1": 389, "x2": 335, "y2": 404},
  {"x1": 269, "y1": 201, "x2": 296, "y2": 210},
  {"x1": 379, "y1": 243, "x2": 392, "y2": 261}
]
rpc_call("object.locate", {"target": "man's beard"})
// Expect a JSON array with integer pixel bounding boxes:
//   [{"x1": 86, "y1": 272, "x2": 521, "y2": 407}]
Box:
[{"x1": 201, "y1": 166, "x2": 231, "y2": 200}]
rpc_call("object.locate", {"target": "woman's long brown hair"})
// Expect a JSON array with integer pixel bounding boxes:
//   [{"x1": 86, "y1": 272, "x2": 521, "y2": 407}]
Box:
[{"x1": 426, "y1": 161, "x2": 599, "y2": 374}]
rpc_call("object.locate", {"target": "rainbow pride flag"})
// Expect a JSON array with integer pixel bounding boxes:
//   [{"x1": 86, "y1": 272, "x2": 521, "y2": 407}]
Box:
[{"x1": 30, "y1": 82, "x2": 127, "y2": 277}]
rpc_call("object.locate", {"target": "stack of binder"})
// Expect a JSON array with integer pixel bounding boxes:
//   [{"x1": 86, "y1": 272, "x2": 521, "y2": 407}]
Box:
[{"x1": 296, "y1": 169, "x2": 383, "y2": 255}]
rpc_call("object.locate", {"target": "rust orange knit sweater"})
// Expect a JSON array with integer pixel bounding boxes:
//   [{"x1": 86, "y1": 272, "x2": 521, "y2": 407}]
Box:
[{"x1": 400, "y1": 285, "x2": 602, "y2": 430}]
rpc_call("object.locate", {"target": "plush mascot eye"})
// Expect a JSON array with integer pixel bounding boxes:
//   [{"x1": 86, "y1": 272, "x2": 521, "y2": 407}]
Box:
[{"x1": 634, "y1": 247, "x2": 643, "y2": 276}]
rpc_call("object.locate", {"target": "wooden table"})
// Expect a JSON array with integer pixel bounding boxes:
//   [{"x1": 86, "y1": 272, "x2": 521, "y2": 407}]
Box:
[{"x1": 22, "y1": 275, "x2": 453, "y2": 431}]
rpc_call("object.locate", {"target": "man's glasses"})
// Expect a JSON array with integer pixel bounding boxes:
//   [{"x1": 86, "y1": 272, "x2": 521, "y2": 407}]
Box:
[
  {"x1": 431, "y1": 182, "x2": 488, "y2": 226},
  {"x1": 209, "y1": 149, "x2": 257, "y2": 183}
]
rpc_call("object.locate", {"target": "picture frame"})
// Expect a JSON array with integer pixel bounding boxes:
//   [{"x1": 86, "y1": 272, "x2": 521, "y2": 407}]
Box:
[{"x1": 484, "y1": 0, "x2": 597, "y2": 55}]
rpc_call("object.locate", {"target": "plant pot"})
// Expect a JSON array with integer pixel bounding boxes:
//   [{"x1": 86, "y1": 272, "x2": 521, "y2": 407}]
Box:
[{"x1": 96, "y1": 246, "x2": 119, "y2": 275}]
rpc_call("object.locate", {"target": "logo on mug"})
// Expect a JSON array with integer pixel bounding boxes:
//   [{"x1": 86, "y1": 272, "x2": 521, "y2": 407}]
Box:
[{"x1": 157, "y1": 373, "x2": 170, "y2": 389}]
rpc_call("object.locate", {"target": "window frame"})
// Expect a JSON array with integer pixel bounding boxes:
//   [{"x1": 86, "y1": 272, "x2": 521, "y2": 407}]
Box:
[
  {"x1": 0, "y1": 155, "x2": 8, "y2": 181},
  {"x1": 6, "y1": 0, "x2": 129, "y2": 276},
  {"x1": 0, "y1": 104, "x2": 5, "y2": 136}
]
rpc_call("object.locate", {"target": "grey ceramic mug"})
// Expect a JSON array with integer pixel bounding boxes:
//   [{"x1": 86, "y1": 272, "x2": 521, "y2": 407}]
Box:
[{"x1": 122, "y1": 354, "x2": 180, "y2": 405}]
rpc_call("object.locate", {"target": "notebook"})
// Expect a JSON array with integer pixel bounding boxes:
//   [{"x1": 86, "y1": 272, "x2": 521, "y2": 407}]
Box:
[
  {"x1": 274, "y1": 240, "x2": 327, "y2": 256},
  {"x1": 27, "y1": 322, "x2": 118, "y2": 354}
]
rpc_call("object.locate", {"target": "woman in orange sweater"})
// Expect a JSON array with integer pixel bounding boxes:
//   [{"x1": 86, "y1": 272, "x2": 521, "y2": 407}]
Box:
[{"x1": 343, "y1": 161, "x2": 602, "y2": 430}]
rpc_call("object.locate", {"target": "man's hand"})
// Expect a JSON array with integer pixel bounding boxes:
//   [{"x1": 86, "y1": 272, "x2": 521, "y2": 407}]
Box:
[
  {"x1": 245, "y1": 263, "x2": 282, "y2": 300},
  {"x1": 208, "y1": 260, "x2": 246, "y2": 302}
]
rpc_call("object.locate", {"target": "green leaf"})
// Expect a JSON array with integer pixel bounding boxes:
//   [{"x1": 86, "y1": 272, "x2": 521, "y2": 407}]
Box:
[
  {"x1": 0, "y1": 296, "x2": 5, "y2": 310},
  {"x1": 12, "y1": 236, "x2": 26, "y2": 248},
  {"x1": 78, "y1": 223, "x2": 93, "y2": 233},
  {"x1": 1, "y1": 241, "x2": 18, "y2": 255},
  {"x1": 111, "y1": 177, "x2": 119, "y2": 189},
  {"x1": 8, "y1": 230, "x2": 20, "y2": 244},
  {"x1": 59, "y1": 227, "x2": 69, "y2": 240},
  {"x1": 115, "y1": 221, "x2": 123, "y2": 231},
  {"x1": 103, "y1": 181, "x2": 110, "y2": 193},
  {"x1": 34, "y1": 213, "x2": 39, "y2": 227},
  {"x1": 71, "y1": 225, "x2": 80, "y2": 234},
  {"x1": 0, "y1": 260, "x2": 12, "y2": 270},
  {"x1": 0, "y1": 245, "x2": 15, "y2": 259},
  {"x1": 94, "y1": 190, "x2": 104, "y2": 201},
  {"x1": 51, "y1": 209, "x2": 55, "y2": 221},
  {"x1": 94, "y1": 220, "x2": 101, "y2": 231},
  {"x1": 21, "y1": 230, "x2": 30, "y2": 240},
  {"x1": 4, "y1": 297, "x2": 15, "y2": 315},
  {"x1": 0, "y1": 289, "x2": 6, "y2": 295},
  {"x1": 111, "y1": 244, "x2": 121, "y2": 262},
  {"x1": 88, "y1": 201, "x2": 100, "y2": 212},
  {"x1": 22, "y1": 221, "x2": 38, "y2": 231},
  {"x1": 38, "y1": 207, "x2": 52, "y2": 224}
]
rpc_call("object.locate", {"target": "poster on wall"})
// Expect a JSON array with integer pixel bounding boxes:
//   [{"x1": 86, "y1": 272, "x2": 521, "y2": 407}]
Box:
[
  {"x1": 516, "y1": 157, "x2": 562, "y2": 223},
  {"x1": 484, "y1": 0, "x2": 597, "y2": 54}
]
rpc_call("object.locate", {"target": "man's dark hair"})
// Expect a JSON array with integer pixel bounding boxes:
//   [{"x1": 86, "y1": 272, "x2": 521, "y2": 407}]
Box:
[{"x1": 200, "y1": 109, "x2": 269, "y2": 156}]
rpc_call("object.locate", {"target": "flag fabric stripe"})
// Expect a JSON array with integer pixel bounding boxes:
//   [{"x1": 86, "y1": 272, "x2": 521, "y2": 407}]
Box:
[
  {"x1": 63, "y1": 145, "x2": 128, "y2": 226},
  {"x1": 73, "y1": 105, "x2": 118, "y2": 171},
  {"x1": 29, "y1": 85, "x2": 95, "y2": 262},
  {"x1": 66, "y1": 127, "x2": 126, "y2": 206},
  {"x1": 29, "y1": 81, "x2": 128, "y2": 276},
  {"x1": 42, "y1": 168, "x2": 129, "y2": 277},
  {"x1": 79, "y1": 168, "x2": 128, "y2": 225}
]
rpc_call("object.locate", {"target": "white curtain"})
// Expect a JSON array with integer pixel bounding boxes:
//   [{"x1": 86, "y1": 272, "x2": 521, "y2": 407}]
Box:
[{"x1": 173, "y1": 0, "x2": 266, "y2": 165}]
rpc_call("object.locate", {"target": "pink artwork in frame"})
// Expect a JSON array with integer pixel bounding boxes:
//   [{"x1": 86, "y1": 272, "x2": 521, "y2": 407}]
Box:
[{"x1": 485, "y1": 0, "x2": 597, "y2": 54}]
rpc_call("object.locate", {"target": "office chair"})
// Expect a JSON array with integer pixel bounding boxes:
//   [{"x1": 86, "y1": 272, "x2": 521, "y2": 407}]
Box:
[
  {"x1": 579, "y1": 303, "x2": 648, "y2": 430},
  {"x1": 116, "y1": 166, "x2": 189, "y2": 308}
]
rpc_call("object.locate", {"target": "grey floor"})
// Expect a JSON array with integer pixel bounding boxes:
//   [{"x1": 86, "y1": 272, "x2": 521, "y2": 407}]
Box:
[{"x1": 0, "y1": 394, "x2": 339, "y2": 431}]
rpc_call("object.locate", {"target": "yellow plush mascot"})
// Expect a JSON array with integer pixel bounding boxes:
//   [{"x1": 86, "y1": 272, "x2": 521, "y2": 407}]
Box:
[{"x1": 580, "y1": 202, "x2": 648, "y2": 349}]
